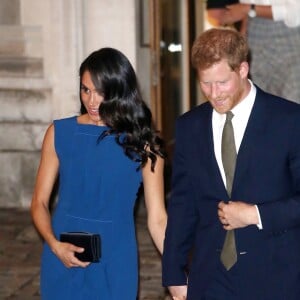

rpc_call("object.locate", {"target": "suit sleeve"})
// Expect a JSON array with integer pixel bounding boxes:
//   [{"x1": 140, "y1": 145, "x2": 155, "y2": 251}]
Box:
[
  {"x1": 258, "y1": 109, "x2": 300, "y2": 232},
  {"x1": 162, "y1": 118, "x2": 198, "y2": 286}
]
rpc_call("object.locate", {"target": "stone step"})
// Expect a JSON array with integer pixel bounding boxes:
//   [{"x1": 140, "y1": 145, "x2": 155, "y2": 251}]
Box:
[
  {"x1": 0, "y1": 76, "x2": 51, "y2": 91},
  {"x1": 0, "y1": 25, "x2": 43, "y2": 77},
  {"x1": 0, "y1": 56, "x2": 43, "y2": 78},
  {"x1": 0, "y1": 88, "x2": 52, "y2": 123},
  {"x1": 0, "y1": 151, "x2": 43, "y2": 207},
  {"x1": 0, "y1": 25, "x2": 42, "y2": 57}
]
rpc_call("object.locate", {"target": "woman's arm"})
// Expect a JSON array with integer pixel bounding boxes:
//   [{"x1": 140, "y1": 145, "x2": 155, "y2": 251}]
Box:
[
  {"x1": 237, "y1": 1, "x2": 300, "y2": 27},
  {"x1": 206, "y1": 6, "x2": 248, "y2": 33},
  {"x1": 217, "y1": 4, "x2": 272, "y2": 34},
  {"x1": 206, "y1": 8, "x2": 229, "y2": 27},
  {"x1": 31, "y1": 124, "x2": 59, "y2": 249},
  {"x1": 224, "y1": 4, "x2": 273, "y2": 24},
  {"x1": 142, "y1": 156, "x2": 167, "y2": 254},
  {"x1": 31, "y1": 124, "x2": 88, "y2": 268}
]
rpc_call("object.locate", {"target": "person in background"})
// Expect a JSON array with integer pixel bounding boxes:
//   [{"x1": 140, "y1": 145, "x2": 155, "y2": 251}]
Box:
[
  {"x1": 209, "y1": 0, "x2": 300, "y2": 104},
  {"x1": 31, "y1": 47, "x2": 167, "y2": 300},
  {"x1": 206, "y1": 0, "x2": 242, "y2": 30},
  {"x1": 162, "y1": 28, "x2": 300, "y2": 299}
]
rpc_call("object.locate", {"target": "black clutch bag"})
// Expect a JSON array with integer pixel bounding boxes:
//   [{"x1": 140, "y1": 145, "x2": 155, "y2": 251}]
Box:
[{"x1": 60, "y1": 232, "x2": 101, "y2": 263}]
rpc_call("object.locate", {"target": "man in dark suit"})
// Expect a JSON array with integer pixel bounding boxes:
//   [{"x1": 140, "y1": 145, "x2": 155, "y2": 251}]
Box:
[{"x1": 162, "y1": 28, "x2": 300, "y2": 300}]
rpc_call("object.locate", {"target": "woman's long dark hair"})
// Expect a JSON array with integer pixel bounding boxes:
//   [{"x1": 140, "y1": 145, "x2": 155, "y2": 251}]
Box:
[{"x1": 79, "y1": 47, "x2": 165, "y2": 171}]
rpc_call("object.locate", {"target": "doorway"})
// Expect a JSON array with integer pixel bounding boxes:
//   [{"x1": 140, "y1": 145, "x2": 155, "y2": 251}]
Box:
[{"x1": 149, "y1": 0, "x2": 205, "y2": 191}]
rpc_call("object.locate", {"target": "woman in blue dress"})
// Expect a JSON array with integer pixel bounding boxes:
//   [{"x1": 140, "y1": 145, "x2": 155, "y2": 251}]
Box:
[{"x1": 31, "y1": 48, "x2": 167, "y2": 299}]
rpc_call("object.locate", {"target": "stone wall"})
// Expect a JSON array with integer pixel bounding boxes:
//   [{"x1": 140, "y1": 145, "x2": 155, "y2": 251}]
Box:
[
  {"x1": 0, "y1": 22, "x2": 52, "y2": 207},
  {"x1": 0, "y1": 0, "x2": 141, "y2": 208}
]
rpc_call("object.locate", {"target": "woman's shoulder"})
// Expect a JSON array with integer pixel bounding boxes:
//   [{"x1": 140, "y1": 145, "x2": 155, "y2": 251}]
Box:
[
  {"x1": 53, "y1": 116, "x2": 78, "y2": 138},
  {"x1": 53, "y1": 115, "x2": 78, "y2": 126}
]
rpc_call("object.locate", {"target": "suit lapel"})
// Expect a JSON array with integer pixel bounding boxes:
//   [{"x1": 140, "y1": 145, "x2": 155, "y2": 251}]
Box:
[
  {"x1": 194, "y1": 104, "x2": 227, "y2": 197},
  {"x1": 232, "y1": 89, "x2": 268, "y2": 195},
  {"x1": 191, "y1": 93, "x2": 268, "y2": 199}
]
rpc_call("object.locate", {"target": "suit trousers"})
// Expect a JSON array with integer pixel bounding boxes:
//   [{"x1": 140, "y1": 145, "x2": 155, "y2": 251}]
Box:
[{"x1": 201, "y1": 261, "x2": 237, "y2": 300}]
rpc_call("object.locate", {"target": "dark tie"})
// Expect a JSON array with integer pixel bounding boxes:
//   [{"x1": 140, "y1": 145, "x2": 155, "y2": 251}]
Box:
[{"x1": 220, "y1": 111, "x2": 237, "y2": 270}]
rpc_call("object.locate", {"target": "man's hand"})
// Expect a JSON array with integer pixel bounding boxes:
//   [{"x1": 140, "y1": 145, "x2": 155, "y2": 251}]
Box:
[
  {"x1": 168, "y1": 285, "x2": 187, "y2": 300},
  {"x1": 218, "y1": 201, "x2": 259, "y2": 230}
]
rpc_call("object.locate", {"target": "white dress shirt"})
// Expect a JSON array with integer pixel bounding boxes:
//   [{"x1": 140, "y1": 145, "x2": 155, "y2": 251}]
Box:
[
  {"x1": 240, "y1": 0, "x2": 300, "y2": 27},
  {"x1": 212, "y1": 80, "x2": 262, "y2": 228}
]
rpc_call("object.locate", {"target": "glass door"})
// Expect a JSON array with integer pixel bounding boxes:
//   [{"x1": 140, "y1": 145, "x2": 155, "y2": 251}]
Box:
[
  {"x1": 149, "y1": 0, "x2": 205, "y2": 191},
  {"x1": 149, "y1": 0, "x2": 194, "y2": 192}
]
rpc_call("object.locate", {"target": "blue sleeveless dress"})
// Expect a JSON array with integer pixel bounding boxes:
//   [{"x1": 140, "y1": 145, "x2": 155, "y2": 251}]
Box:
[{"x1": 40, "y1": 116, "x2": 142, "y2": 299}]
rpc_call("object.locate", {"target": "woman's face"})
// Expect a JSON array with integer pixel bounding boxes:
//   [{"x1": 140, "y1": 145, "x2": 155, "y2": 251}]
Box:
[{"x1": 80, "y1": 70, "x2": 104, "y2": 125}]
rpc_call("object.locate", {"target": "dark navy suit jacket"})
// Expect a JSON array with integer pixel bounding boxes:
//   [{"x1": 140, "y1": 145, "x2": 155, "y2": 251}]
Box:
[{"x1": 162, "y1": 87, "x2": 300, "y2": 299}]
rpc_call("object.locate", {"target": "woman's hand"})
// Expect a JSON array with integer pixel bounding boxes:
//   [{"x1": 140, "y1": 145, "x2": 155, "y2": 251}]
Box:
[
  {"x1": 52, "y1": 240, "x2": 90, "y2": 268},
  {"x1": 168, "y1": 285, "x2": 187, "y2": 300}
]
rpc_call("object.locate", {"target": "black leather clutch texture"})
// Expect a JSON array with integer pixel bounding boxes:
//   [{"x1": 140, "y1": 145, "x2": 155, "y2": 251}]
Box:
[{"x1": 60, "y1": 232, "x2": 101, "y2": 263}]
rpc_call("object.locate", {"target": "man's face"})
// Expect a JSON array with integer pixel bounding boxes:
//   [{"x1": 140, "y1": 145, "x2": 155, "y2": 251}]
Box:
[{"x1": 198, "y1": 59, "x2": 248, "y2": 114}]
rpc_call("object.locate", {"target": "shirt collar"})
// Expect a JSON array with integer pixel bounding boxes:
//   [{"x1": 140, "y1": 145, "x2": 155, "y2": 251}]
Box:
[{"x1": 231, "y1": 80, "x2": 256, "y2": 118}]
